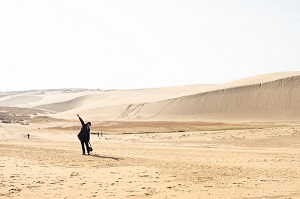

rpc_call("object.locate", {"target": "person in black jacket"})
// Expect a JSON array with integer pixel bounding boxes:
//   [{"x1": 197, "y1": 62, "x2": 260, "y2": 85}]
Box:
[{"x1": 77, "y1": 114, "x2": 91, "y2": 155}]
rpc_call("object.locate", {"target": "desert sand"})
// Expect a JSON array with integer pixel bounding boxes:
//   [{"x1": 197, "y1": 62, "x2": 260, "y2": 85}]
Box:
[{"x1": 1, "y1": 72, "x2": 300, "y2": 198}]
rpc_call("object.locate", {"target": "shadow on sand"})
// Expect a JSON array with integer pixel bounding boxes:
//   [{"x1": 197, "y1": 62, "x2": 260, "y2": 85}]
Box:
[{"x1": 90, "y1": 154, "x2": 123, "y2": 161}]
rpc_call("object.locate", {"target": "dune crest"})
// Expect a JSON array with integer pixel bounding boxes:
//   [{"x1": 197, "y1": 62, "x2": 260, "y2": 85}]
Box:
[
  {"x1": 118, "y1": 75, "x2": 300, "y2": 121},
  {"x1": 1, "y1": 72, "x2": 300, "y2": 121}
]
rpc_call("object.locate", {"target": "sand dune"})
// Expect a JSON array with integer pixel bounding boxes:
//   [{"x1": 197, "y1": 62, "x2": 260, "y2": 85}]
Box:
[
  {"x1": 1, "y1": 72, "x2": 300, "y2": 122},
  {"x1": 119, "y1": 74, "x2": 300, "y2": 121},
  {"x1": 222, "y1": 71, "x2": 300, "y2": 88},
  {"x1": 1, "y1": 72, "x2": 300, "y2": 199},
  {"x1": 57, "y1": 72, "x2": 300, "y2": 121},
  {"x1": 0, "y1": 84, "x2": 218, "y2": 117}
]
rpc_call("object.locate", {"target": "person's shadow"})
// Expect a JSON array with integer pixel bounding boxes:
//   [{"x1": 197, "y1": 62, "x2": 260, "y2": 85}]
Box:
[{"x1": 90, "y1": 154, "x2": 123, "y2": 161}]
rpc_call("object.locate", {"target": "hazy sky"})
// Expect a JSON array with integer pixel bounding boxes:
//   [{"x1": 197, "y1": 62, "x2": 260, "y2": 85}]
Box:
[{"x1": 0, "y1": 0, "x2": 300, "y2": 91}]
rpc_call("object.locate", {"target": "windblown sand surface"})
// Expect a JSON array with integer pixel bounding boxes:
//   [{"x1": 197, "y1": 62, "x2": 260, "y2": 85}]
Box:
[
  {"x1": 1, "y1": 72, "x2": 300, "y2": 198},
  {"x1": 2, "y1": 72, "x2": 300, "y2": 121},
  {"x1": 1, "y1": 122, "x2": 300, "y2": 198}
]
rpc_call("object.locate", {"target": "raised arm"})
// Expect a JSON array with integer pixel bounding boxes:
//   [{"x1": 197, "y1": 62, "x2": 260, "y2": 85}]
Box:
[{"x1": 77, "y1": 114, "x2": 85, "y2": 126}]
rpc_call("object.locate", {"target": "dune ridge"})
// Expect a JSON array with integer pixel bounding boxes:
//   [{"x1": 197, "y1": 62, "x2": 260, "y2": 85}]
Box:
[
  {"x1": 36, "y1": 95, "x2": 90, "y2": 112},
  {"x1": 1, "y1": 72, "x2": 300, "y2": 199},
  {"x1": 1, "y1": 72, "x2": 300, "y2": 121},
  {"x1": 115, "y1": 75, "x2": 300, "y2": 121}
]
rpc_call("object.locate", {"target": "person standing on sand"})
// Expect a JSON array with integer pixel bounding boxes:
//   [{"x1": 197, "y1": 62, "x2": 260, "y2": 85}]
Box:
[{"x1": 77, "y1": 114, "x2": 91, "y2": 155}]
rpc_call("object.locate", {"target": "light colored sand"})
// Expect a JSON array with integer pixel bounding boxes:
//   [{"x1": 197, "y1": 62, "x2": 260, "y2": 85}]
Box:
[
  {"x1": 1, "y1": 121, "x2": 300, "y2": 199},
  {"x1": 1, "y1": 72, "x2": 300, "y2": 198},
  {"x1": 1, "y1": 72, "x2": 300, "y2": 121}
]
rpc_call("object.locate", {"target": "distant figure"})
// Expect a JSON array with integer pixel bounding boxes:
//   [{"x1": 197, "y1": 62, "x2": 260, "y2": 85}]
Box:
[
  {"x1": 77, "y1": 114, "x2": 91, "y2": 155},
  {"x1": 27, "y1": 134, "x2": 30, "y2": 139},
  {"x1": 101, "y1": 131, "x2": 103, "y2": 137},
  {"x1": 97, "y1": 132, "x2": 99, "y2": 137}
]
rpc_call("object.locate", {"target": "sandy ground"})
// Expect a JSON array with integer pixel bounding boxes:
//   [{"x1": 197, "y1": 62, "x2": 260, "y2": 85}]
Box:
[
  {"x1": 1, "y1": 72, "x2": 300, "y2": 198},
  {"x1": 1, "y1": 121, "x2": 300, "y2": 199},
  {"x1": 2, "y1": 72, "x2": 300, "y2": 122}
]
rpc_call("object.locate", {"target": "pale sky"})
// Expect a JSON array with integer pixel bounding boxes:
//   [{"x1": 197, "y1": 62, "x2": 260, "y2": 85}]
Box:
[{"x1": 0, "y1": 0, "x2": 300, "y2": 91}]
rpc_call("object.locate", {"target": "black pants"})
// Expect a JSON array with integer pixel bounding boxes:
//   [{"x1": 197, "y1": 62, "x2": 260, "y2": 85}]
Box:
[{"x1": 80, "y1": 140, "x2": 89, "y2": 154}]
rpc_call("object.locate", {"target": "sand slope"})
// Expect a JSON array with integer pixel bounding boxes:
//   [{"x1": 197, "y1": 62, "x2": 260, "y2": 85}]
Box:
[
  {"x1": 1, "y1": 72, "x2": 300, "y2": 199},
  {"x1": 120, "y1": 74, "x2": 300, "y2": 121},
  {"x1": 61, "y1": 72, "x2": 300, "y2": 121},
  {"x1": 1, "y1": 72, "x2": 300, "y2": 121}
]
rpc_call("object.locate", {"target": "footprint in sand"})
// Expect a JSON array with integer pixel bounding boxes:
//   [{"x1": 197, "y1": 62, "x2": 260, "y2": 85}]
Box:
[
  {"x1": 70, "y1": 172, "x2": 79, "y2": 177},
  {"x1": 9, "y1": 187, "x2": 22, "y2": 194}
]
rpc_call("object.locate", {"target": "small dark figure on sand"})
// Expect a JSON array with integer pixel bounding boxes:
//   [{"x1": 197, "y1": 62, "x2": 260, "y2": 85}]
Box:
[
  {"x1": 97, "y1": 132, "x2": 99, "y2": 137},
  {"x1": 77, "y1": 114, "x2": 91, "y2": 155},
  {"x1": 27, "y1": 134, "x2": 30, "y2": 139},
  {"x1": 101, "y1": 131, "x2": 103, "y2": 137}
]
